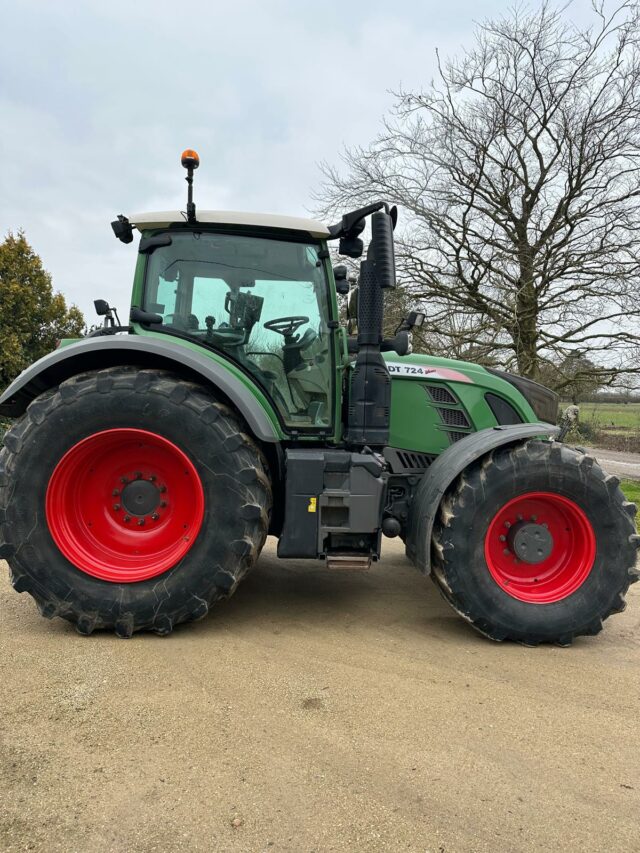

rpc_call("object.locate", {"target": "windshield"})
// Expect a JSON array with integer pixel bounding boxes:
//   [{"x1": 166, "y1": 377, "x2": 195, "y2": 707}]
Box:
[{"x1": 143, "y1": 231, "x2": 334, "y2": 429}]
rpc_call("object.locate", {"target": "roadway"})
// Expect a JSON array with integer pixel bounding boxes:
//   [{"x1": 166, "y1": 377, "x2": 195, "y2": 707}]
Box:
[{"x1": 1, "y1": 539, "x2": 638, "y2": 852}]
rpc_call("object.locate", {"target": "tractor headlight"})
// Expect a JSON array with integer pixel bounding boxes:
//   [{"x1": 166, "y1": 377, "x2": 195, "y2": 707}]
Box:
[{"x1": 487, "y1": 369, "x2": 559, "y2": 424}]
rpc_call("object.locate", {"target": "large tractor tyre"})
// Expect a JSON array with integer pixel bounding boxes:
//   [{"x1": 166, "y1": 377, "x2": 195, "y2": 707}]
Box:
[
  {"x1": 430, "y1": 440, "x2": 639, "y2": 645},
  {"x1": 0, "y1": 367, "x2": 272, "y2": 637}
]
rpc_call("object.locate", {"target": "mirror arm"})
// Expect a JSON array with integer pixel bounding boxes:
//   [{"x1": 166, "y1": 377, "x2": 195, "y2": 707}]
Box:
[{"x1": 380, "y1": 331, "x2": 412, "y2": 356}]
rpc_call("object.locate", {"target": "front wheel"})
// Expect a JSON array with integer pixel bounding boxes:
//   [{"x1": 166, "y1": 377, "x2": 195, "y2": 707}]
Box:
[
  {"x1": 431, "y1": 440, "x2": 639, "y2": 644},
  {"x1": 0, "y1": 368, "x2": 272, "y2": 637}
]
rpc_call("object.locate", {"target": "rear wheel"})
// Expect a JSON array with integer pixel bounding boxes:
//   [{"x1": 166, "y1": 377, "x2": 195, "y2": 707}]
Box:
[
  {"x1": 431, "y1": 440, "x2": 639, "y2": 644},
  {"x1": 0, "y1": 368, "x2": 272, "y2": 636}
]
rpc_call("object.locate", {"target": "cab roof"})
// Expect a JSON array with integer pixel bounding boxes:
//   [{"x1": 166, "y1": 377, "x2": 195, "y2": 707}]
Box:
[{"x1": 128, "y1": 210, "x2": 330, "y2": 238}]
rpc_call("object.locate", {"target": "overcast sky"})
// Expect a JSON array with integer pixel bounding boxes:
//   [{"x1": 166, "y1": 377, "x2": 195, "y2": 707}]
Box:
[{"x1": 1, "y1": 0, "x2": 595, "y2": 321}]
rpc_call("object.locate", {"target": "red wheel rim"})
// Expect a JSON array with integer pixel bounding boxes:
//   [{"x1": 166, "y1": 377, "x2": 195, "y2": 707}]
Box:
[
  {"x1": 45, "y1": 429, "x2": 205, "y2": 582},
  {"x1": 484, "y1": 492, "x2": 596, "y2": 603}
]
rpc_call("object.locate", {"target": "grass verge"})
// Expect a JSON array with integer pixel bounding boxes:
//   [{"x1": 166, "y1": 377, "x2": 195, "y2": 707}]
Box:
[{"x1": 621, "y1": 479, "x2": 640, "y2": 506}]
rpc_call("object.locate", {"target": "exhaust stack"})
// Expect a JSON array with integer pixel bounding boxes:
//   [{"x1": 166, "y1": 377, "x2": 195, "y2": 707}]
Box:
[{"x1": 344, "y1": 207, "x2": 397, "y2": 446}]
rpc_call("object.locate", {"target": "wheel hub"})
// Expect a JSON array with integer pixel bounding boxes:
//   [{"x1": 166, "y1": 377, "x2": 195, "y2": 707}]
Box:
[
  {"x1": 507, "y1": 521, "x2": 554, "y2": 564},
  {"x1": 45, "y1": 428, "x2": 205, "y2": 583},
  {"x1": 484, "y1": 491, "x2": 596, "y2": 603},
  {"x1": 120, "y1": 478, "x2": 161, "y2": 517}
]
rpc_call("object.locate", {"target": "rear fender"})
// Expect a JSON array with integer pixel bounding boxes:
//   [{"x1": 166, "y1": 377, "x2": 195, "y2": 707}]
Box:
[
  {"x1": 0, "y1": 336, "x2": 283, "y2": 444},
  {"x1": 406, "y1": 424, "x2": 560, "y2": 575}
]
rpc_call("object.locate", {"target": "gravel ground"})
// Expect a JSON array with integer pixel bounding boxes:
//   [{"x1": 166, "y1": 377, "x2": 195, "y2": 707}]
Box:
[
  {"x1": 589, "y1": 446, "x2": 640, "y2": 481},
  {"x1": 1, "y1": 539, "x2": 639, "y2": 853}
]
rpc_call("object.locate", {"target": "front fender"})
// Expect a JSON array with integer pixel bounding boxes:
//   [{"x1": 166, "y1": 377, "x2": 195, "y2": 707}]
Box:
[
  {"x1": 406, "y1": 423, "x2": 560, "y2": 575},
  {"x1": 0, "y1": 336, "x2": 283, "y2": 443}
]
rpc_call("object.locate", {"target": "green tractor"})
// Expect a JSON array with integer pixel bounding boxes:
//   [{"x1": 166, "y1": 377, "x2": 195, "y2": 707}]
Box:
[{"x1": 0, "y1": 150, "x2": 637, "y2": 643}]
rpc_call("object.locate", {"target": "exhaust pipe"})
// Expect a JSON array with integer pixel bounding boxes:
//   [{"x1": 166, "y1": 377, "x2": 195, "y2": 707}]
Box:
[{"x1": 346, "y1": 208, "x2": 396, "y2": 446}]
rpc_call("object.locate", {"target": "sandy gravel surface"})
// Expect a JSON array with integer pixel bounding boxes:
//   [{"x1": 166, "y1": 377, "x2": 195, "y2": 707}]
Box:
[
  {"x1": 590, "y1": 446, "x2": 640, "y2": 481},
  {"x1": 1, "y1": 539, "x2": 639, "y2": 853}
]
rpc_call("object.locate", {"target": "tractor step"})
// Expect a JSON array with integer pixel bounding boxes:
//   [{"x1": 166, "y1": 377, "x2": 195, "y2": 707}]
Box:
[{"x1": 326, "y1": 554, "x2": 371, "y2": 571}]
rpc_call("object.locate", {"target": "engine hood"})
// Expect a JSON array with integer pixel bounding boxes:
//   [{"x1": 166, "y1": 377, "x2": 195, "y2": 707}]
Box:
[{"x1": 383, "y1": 352, "x2": 492, "y2": 385}]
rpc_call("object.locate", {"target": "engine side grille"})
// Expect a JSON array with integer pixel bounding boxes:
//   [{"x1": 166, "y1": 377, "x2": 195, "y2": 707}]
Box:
[
  {"x1": 437, "y1": 407, "x2": 470, "y2": 428},
  {"x1": 398, "y1": 450, "x2": 432, "y2": 470},
  {"x1": 422, "y1": 381, "x2": 471, "y2": 446},
  {"x1": 425, "y1": 385, "x2": 457, "y2": 404},
  {"x1": 383, "y1": 447, "x2": 434, "y2": 474}
]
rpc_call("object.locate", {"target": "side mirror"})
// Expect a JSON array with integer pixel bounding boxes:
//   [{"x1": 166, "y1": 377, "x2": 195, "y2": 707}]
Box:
[
  {"x1": 111, "y1": 215, "x2": 134, "y2": 244},
  {"x1": 94, "y1": 299, "x2": 122, "y2": 329},
  {"x1": 381, "y1": 330, "x2": 412, "y2": 356},
  {"x1": 338, "y1": 235, "x2": 364, "y2": 258},
  {"x1": 333, "y1": 265, "x2": 350, "y2": 295},
  {"x1": 340, "y1": 216, "x2": 366, "y2": 257}
]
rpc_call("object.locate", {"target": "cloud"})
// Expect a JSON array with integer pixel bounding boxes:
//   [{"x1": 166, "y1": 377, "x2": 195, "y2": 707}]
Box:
[{"x1": 0, "y1": 0, "x2": 594, "y2": 320}]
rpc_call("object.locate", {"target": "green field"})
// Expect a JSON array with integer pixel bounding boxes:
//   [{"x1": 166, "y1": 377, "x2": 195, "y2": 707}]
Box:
[
  {"x1": 621, "y1": 479, "x2": 640, "y2": 506},
  {"x1": 560, "y1": 401, "x2": 640, "y2": 450},
  {"x1": 577, "y1": 402, "x2": 640, "y2": 431}
]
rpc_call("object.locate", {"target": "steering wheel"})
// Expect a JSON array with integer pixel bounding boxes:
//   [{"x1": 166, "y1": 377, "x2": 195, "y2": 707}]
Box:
[{"x1": 264, "y1": 316, "x2": 309, "y2": 337}]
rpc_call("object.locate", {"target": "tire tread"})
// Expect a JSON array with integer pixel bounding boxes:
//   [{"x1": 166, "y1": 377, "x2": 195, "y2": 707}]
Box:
[
  {"x1": 430, "y1": 440, "x2": 637, "y2": 645},
  {"x1": 0, "y1": 368, "x2": 272, "y2": 637}
]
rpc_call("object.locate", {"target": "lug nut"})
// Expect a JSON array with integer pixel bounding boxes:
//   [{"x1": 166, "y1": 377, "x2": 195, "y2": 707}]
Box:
[
  {"x1": 120, "y1": 477, "x2": 129, "y2": 484},
  {"x1": 137, "y1": 518, "x2": 145, "y2": 526},
  {"x1": 503, "y1": 548, "x2": 510, "y2": 556},
  {"x1": 124, "y1": 515, "x2": 131, "y2": 523},
  {"x1": 151, "y1": 513, "x2": 159, "y2": 521},
  {"x1": 113, "y1": 503, "x2": 121, "y2": 511},
  {"x1": 504, "y1": 521, "x2": 511, "y2": 529},
  {"x1": 517, "y1": 514, "x2": 524, "y2": 521},
  {"x1": 160, "y1": 501, "x2": 167, "y2": 508},
  {"x1": 499, "y1": 534, "x2": 506, "y2": 542},
  {"x1": 149, "y1": 475, "x2": 156, "y2": 482},
  {"x1": 135, "y1": 471, "x2": 142, "y2": 479},
  {"x1": 159, "y1": 485, "x2": 167, "y2": 493},
  {"x1": 531, "y1": 515, "x2": 537, "y2": 522},
  {"x1": 112, "y1": 489, "x2": 120, "y2": 497}
]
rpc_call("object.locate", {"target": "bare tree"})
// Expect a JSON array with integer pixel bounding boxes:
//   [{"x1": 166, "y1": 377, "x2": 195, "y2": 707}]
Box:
[
  {"x1": 316, "y1": 2, "x2": 640, "y2": 383},
  {"x1": 538, "y1": 353, "x2": 614, "y2": 400}
]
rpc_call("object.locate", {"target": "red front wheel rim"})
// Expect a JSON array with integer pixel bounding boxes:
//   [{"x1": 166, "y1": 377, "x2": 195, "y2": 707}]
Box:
[
  {"x1": 484, "y1": 492, "x2": 596, "y2": 603},
  {"x1": 46, "y1": 429, "x2": 205, "y2": 582}
]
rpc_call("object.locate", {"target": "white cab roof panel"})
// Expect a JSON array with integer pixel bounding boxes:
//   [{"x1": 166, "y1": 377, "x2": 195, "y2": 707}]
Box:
[{"x1": 128, "y1": 210, "x2": 330, "y2": 238}]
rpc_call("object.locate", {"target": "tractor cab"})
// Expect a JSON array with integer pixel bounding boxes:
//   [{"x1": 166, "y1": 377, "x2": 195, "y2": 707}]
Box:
[
  {"x1": 108, "y1": 149, "x2": 409, "y2": 445},
  {"x1": 130, "y1": 220, "x2": 337, "y2": 430}
]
